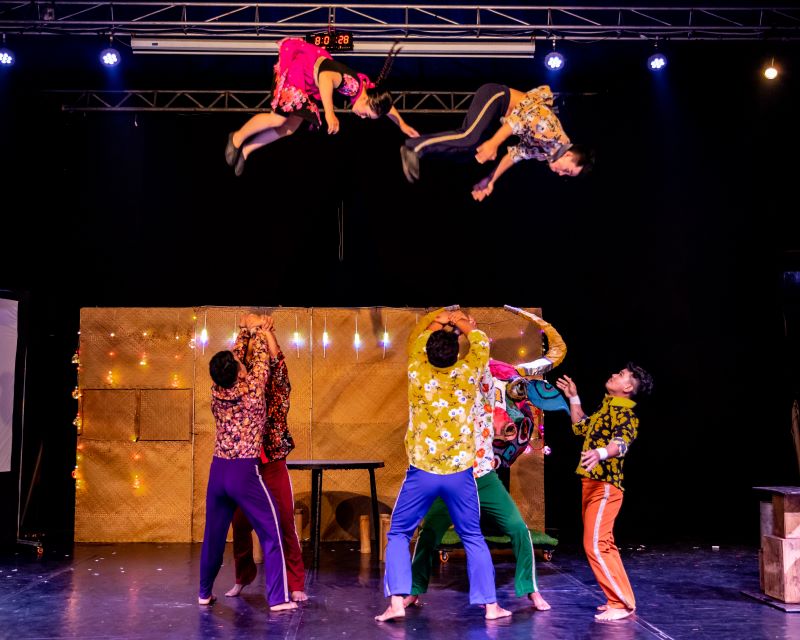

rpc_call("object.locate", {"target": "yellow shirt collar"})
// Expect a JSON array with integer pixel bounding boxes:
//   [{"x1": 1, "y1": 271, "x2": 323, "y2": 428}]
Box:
[{"x1": 604, "y1": 394, "x2": 637, "y2": 409}]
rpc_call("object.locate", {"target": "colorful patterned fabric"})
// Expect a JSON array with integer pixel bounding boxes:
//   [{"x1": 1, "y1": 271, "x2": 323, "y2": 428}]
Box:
[
  {"x1": 406, "y1": 323, "x2": 490, "y2": 475},
  {"x1": 210, "y1": 327, "x2": 270, "y2": 460},
  {"x1": 260, "y1": 350, "x2": 296, "y2": 464},
  {"x1": 573, "y1": 395, "x2": 638, "y2": 491},
  {"x1": 472, "y1": 365, "x2": 496, "y2": 478},
  {"x1": 502, "y1": 85, "x2": 571, "y2": 164},
  {"x1": 525, "y1": 379, "x2": 570, "y2": 414}
]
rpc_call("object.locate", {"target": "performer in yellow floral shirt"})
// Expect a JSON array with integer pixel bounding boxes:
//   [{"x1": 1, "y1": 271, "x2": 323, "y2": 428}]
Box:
[{"x1": 375, "y1": 308, "x2": 510, "y2": 623}]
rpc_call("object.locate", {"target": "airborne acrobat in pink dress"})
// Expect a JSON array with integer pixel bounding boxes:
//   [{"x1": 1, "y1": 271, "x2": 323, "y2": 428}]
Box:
[{"x1": 270, "y1": 37, "x2": 374, "y2": 130}]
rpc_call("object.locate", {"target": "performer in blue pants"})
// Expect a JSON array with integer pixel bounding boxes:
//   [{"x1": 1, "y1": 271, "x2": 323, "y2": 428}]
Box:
[{"x1": 375, "y1": 308, "x2": 511, "y2": 622}]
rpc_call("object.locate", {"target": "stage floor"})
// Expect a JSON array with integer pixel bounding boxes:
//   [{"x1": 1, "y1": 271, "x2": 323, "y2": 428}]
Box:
[{"x1": 0, "y1": 541, "x2": 796, "y2": 639}]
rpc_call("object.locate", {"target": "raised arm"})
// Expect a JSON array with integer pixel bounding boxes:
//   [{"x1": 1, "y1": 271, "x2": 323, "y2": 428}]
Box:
[{"x1": 386, "y1": 106, "x2": 419, "y2": 138}]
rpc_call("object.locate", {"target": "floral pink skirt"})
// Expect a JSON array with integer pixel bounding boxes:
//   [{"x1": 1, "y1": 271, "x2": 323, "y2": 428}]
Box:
[{"x1": 270, "y1": 38, "x2": 330, "y2": 129}]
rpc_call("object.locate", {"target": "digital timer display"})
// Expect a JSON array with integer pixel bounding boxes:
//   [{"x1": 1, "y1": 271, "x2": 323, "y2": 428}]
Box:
[{"x1": 305, "y1": 30, "x2": 354, "y2": 52}]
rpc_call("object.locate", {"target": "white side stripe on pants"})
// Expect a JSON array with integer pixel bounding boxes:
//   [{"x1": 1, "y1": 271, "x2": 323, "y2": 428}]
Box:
[
  {"x1": 592, "y1": 483, "x2": 631, "y2": 609},
  {"x1": 412, "y1": 92, "x2": 507, "y2": 154}
]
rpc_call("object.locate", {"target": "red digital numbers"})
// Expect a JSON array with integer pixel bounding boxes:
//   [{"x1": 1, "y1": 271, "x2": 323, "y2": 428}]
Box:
[{"x1": 307, "y1": 31, "x2": 353, "y2": 50}]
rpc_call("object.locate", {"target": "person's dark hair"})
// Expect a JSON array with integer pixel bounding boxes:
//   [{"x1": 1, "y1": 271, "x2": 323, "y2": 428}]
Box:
[
  {"x1": 626, "y1": 362, "x2": 653, "y2": 397},
  {"x1": 209, "y1": 350, "x2": 240, "y2": 389},
  {"x1": 426, "y1": 329, "x2": 459, "y2": 368},
  {"x1": 569, "y1": 144, "x2": 596, "y2": 176},
  {"x1": 365, "y1": 86, "x2": 393, "y2": 117},
  {"x1": 366, "y1": 40, "x2": 401, "y2": 117}
]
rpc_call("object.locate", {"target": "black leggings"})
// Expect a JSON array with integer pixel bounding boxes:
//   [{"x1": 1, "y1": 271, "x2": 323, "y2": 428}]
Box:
[{"x1": 405, "y1": 83, "x2": 511, "y2": 158}]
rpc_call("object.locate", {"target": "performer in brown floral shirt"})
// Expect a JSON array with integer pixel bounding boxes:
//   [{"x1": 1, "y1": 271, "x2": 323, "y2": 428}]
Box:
[
  {"x1": 198, "y1": 314, "x2": 296, "y2": 612},
  {"x1": 226, "y1": 319, "x2": 307, "y2": 602}
]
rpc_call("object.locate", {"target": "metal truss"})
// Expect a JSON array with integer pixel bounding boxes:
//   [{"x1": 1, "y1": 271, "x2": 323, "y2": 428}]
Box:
[
  {"x1": 50, "y1": 88, "x2": 594, "y2": 113},
  {"x1": 2, "y1": 3, "x2": 800, "y2": 42}
]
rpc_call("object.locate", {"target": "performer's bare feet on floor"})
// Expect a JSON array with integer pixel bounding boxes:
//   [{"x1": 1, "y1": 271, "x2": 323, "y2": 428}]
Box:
[
  {"x1": 198, "y1": 595, "x2": 217, "y2": 605},
  {"x1": 291, "y1": 591, "x2": 308, "y2": 602},
  {"x1": 597, "y1": 603, "x2": 609, "y2": 611},
  {"x1": 225, "y1": 583, "x2": 245, "y2": 597},
  {"x1": 270, "y1": 601, "x2": 298, "y2": 612},
  {"x1": 528, "y1": 592, "x2": 551, "y2": 610},
  {"x1": 402, "y1": 595, "x2": 421, "y2": 608},
  {"x1": 484, "y1": 603, "x2": 512, "y2": 620},
  {"x1": 375, "y1": 596, "x2": 406, "y2": 622},
  {"x1": 595, "y1": 607, "x2": 634, "y2": 621}
]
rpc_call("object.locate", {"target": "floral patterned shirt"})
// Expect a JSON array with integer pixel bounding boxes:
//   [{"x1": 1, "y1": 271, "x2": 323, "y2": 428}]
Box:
[
  {"x1": 260, "y1": 350, "x2": 296, "y2": 464},
  {"x1": 406, "y1": 319, "x2": 491, "y2": 475},
  {"x1": 573, "y1": 395, "x2": 638, "y2": 491},
  {"x1": 502, "y1": 85, "x2": 571, "y2": 164},
  {"x1": 472, "y1": 366, "x2": 497, "y2": 478},
  {"x1": 211, "y1": 328, "x2": 270, "y2": 459}
]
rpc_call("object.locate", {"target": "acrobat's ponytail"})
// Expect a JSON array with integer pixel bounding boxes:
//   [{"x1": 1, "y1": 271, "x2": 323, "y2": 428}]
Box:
[{"x1": 365, "y1": 41, "x2": 402, "y2": 117}]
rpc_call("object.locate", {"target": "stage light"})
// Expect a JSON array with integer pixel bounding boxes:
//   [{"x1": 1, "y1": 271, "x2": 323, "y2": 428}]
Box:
[
  {"x1": 648, "y1": 52, "x2": 667, "y2": 71},
  {"x1": 764, "y1": 58, "x2": 779, "y2": 80},
  {"x1": 100, "y1": 36, "x2": 121, "y2": 67},
  {"x1": 544, "y1": 51, "x2": 564, "y2": 71},
  {"x1": 0, "y1": 34, "x2": 14, "y2": 67}
]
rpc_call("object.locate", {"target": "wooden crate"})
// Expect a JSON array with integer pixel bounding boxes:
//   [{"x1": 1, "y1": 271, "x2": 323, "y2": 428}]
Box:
[
  {"x1": 773, "y1": 494, "x2": 800, "y2": 539},
  {"x1": 761, "y1": 534, "x2": 800, "y2": 603}
]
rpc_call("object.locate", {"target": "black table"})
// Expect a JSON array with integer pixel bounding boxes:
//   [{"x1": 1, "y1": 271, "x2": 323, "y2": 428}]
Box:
[{"x1": 287, "y1": 460, "x2": 385, "y2": 568}]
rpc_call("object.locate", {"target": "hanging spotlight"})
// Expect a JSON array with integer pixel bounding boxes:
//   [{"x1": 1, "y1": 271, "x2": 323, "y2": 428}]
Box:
[
  {"x1": 100, "y1": 36, "x2": 121, "y2": 67},
  {"x1": 0, "y1": 34, "x2": 15, "y2": 67},
  {"x1": 544, "y1": 38, "x2": 564, "y2": 71},
  {"x1": 648, "y1": 52, "x2": 668, "y2": 71},
  {"x1": 647, "y1": 40, "x2": 667, "y2": 71},
  {"x1": 764, "y1": 58, "x2": 779, "y2": 80}
]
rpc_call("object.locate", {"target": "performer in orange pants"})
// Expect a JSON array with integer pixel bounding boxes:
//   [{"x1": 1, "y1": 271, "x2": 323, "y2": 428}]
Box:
[
  {"x1": 581, "y1": 478, "x2": 635, "y2": 613},
  {"x1": 557, "y1": 364, "x2": 653, "y2": 622}
]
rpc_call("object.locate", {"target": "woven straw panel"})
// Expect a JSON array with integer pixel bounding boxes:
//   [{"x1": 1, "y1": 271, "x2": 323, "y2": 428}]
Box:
[
  {"x1": 140, "y1": 389, "x2": 192, "y2": 441},
  {"x1": 307, "y1": 308, "x2": 418, "y2": 540},
  {"x1": 75, "y1": 440, "x2": 191, "y2": 542},
  {"x1": 78, "y1": 306, "x2": 548, "y2": 542},
  {"x1": 81, "y1": 389, "x2": 138, "y2": 441},
  {"x1": 79, "y1": 307, "x2": 195, "y2": 390}
]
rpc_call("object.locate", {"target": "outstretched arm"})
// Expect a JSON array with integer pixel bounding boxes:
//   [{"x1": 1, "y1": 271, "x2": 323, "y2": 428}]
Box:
[
  {"x1": 317, "y1": 70, "x2": 341, "y2": 134},
  {"x1": 555, "y1": 375, "x2": 587, "y2": 426},
  {"x1": 471, "y1": 152, "x2": 515, "y2": 202},
  {"x1": 386, "y1": 107, "x2": 419, "y2": 137}
]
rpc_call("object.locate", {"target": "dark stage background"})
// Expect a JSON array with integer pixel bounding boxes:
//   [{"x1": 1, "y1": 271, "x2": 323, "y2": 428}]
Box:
[{"x1": 1, "y1": 34, "x2": 798, "y2": 551}]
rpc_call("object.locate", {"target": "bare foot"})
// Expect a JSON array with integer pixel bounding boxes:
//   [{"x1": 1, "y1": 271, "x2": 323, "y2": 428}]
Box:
[
  {"x1": 375, "y1": 596, "x2": 406, "y2": 622},
  {"x1": 484, "y1": 603, "x2": 512, "y2": 620},
  {"x1": 595, "y1": 607, "x2": 634, "y2": 622},
  {"x1": 597, "y1": 604, "x2": 609, "y2": 611},
  {"x1": 198, "y1": 594, "x2": 217, "y2": 606},
  {"x1": 528, "y1": 592, "x2": 551, "y2": 611},
  {"x1": 225, "y1": 583, "x2": 245, "y2": 597},
  {"x1": 291, "y1": 591, "x2": 308, "y2": 602},
  {"x1": 270, "y1": 601, "x2": 298, "y2": 612},
  {"x1": 402, "y1": 595, "x2": 420, "y2": 608}
]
